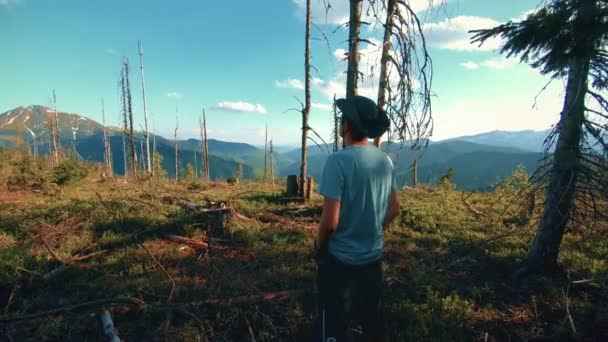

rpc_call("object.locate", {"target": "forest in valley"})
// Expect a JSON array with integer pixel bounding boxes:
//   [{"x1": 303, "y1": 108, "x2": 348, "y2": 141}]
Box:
[{"x1": 0, "y1": 0, "x2": 607, "y2": 341}]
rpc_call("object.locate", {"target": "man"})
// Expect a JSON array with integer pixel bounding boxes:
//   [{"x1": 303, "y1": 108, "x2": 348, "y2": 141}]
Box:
[{"x1": 315, "y1": 95, "x2": 400, "y2": 341}]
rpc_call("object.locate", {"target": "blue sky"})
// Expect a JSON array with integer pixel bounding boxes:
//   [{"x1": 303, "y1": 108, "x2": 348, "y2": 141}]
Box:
[{"x1": 0, "y1": 0, "x2": 563, "y2": 145}]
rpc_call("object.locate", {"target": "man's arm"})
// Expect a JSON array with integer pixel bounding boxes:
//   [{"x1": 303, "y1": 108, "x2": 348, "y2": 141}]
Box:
[
  {"x1": 316, "y1": 197, "x2": 341, "y2": 252},
  {"x1": 383, "y1": 191, "x2": 400, "y2": 228}
]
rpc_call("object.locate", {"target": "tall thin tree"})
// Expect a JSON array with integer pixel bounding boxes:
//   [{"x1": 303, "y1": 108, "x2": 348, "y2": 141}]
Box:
[
  {"x1": 51, "y1": 90, "x2": 60, "y2": 165},
  {"x1": 203, "y1": 109, "x2": 210, "y2": 180},
  {"x1": 300, "y1": 0, "x2": 312, "y2": 199},
  {"x1": 120, "y1": 58, "x2": 137, "y2": 177},
  {"x1": 138, "y1": 40, "x2": 152, "y2": 173},
  {"x1": 332, "y1": 94, "x2": 340, "y2": 152},
  {"x1": 101, "y1": 99, "x2": 113, "y2": 176},
  {"x1": 264, "y1": 122, "x2": 269, "y2": 182},
  {"x1": 346, "y1": 0, "x2": 363, "y2": 99},
  {"x1": 374, "y1": 0, "x2": 397, "y2": 148},
  {"x1": 270, "y1": 139, "x2": 275, "y2": 185},
  {"x1": 198, "y1": 108, "x2": 207, "y2": 179},
  {"x1": 472, "y1": 0, "x2": 608, "y2": 273},
  {"x1": 152, "y1": 116, "x2": 157, "y2": 175},
  {"x1": 174, "y1": 104, "x2": 179, "y2": 181}
]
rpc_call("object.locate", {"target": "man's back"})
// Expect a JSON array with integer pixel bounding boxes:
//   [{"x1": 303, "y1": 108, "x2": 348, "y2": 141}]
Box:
[{"x1": 318, "y1": 144, "x2": 397, "y2": 265}]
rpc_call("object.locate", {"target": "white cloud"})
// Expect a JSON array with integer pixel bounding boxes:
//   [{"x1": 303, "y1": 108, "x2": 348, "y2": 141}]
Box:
[
  {"x1": 312, "y1": 77, "x2": 345, "y2": 100},
  {"x1": 211, "y1": 101, "x2": 267, "y2": 114},
  {"x1": 424, "y1": 16, "x2": 502, "y2": 51},
  {"x1": 461, "y1": 61, "x2": 480, "y2": 70},
  {"x1": 0, "y1": 0, "x2": 13, "y2": 5},
  {"x1": 460, "y1": 58, "x2": 516, "y2": 70},
  {"x1": 105, "y1": 48, "x2": 117, "y2": 56},
  {"x1": 166, "y1": 92, "x2": 182, "y2": 99},
  {"x1": 312, "y1": 103, "x2": 333, "y2": 111},
  {"x1": 275, "y1": 78, "x2": 305, "y2": 90},
  {"x1": 481, "y1": 57, "x2": 515, "y2": 69}
]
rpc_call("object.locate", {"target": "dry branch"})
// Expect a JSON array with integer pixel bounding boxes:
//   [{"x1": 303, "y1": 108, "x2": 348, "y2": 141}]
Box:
[
  {"x1": 165, "y1": 234, "x2": 209, "y2": 250},
  {"x1": 0, "y1": 298, "x2": 144, "y2": 323},
  {"x1": 172, "y1": 289, "x2": 309, "y2": 309},
  {"x1": 461, "y1": 192, "x2": 488, "y2": 218},
  {"x1": 136, "y1": 239, "x2": 176, "y2": 303}
]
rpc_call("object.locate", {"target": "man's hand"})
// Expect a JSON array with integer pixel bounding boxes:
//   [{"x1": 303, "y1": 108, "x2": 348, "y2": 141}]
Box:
[
  {"x1": 316, "y1": 197, "x2": 341, "y2": 252},
  {"x1": 383, "y1": 191, "x2": 400, "y2": 229}
]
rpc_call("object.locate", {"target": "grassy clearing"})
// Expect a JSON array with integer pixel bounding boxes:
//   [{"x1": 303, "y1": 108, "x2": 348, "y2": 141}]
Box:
[{"x1": 0, "y1": 153, "x2": 606, "y2": 341}]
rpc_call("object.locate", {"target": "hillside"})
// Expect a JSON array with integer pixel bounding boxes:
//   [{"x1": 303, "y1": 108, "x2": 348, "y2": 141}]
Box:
[
  {"x1": 0, "y1": 106, "x2": 257, "y2": 180},
  {"x1": 1, "y1": 106, "x2": 549, "y2": 188},
  {"x1": 281, "y1": 141, "x2": 545, "y2": 191},
  {"x1": 443, "y1": 129, "x2": 551, "y2": 152}
]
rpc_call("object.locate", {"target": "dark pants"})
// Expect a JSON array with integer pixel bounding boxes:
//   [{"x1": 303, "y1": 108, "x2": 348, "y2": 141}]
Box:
[{"x1": 316, "y1": 251, "x2": 385, "y2": 341}]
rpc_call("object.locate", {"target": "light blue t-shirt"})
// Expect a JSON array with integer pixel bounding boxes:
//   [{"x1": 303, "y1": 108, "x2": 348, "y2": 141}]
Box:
[{"x1": 318, "y1": 144, "x2": 398, "y2": 265}]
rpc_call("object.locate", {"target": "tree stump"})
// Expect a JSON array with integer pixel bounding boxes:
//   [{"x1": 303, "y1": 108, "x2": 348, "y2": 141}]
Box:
[
  {"x1": 286, "y1": 175, "x2": 300, "y2": 197},
  {"x1": 305, "y1": 176, "x2": 314, "y2": 200}
]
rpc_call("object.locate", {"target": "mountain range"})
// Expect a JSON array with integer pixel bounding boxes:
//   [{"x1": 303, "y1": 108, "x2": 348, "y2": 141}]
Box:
[{"x1": 0, "y1": 105, "x2": 550, "y2": 190}]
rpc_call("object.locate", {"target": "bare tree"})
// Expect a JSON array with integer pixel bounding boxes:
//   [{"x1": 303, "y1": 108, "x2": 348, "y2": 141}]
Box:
[
  {"x1": 101, "y1": 99, "x2": 113, "y2": 176},
  {"x1": 300, "y1": 0, "x2": 312, "y2": 200},
  {"x1": 194, "y1": 149, "x2": 198, "y2": 178},
  {"x1": 51, "y1": 90, "x2": 60, "y2": 165},
  {"x1": 204, "y1": 111, "x2": 209, "y2": 180},
  {"x1": 332, "y1": 94, "x2": 340, "y2": 152},
  {"x1": 138, "y1": 40, "x2": 152, "y2": 173},
  {"x1": 152, "y1": 116, "x2": 157, "y2": 175},
  {"x1": 367, "y1": 0, "x2": 436, "y2": 148},
  {"x1": 199, "y1": 108, "x2": 210, "y2": 180},
  {"x1": 264, "y1": 122, "x2": 269, "y2": 182},
  {"x1": 346, "y1": 0, "x2": 364, "y2": 98},
  {"x1": 270, "y1": 139, "x2": 275, "y2": 185},
  {"x1": 174, "y1": 104, "x2": 179, "y2": 181},
  {"x1": 120, "y1": 58, "x2": 137, "y2": 177}
]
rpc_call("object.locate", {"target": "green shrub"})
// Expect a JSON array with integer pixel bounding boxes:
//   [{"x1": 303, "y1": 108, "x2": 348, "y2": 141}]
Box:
[
  {"x1": 50, "y1": 159, "x2": 88, "y2": 185},
  {"x1": 6, "y1": 150, "x2": 46, "y2": 189}
]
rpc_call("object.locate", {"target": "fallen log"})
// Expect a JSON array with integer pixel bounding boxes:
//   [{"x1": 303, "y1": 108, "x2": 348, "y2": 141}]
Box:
[
  {"x1": 0, "y1": 297, "x2": 144, "y2": 323},
  {"x1": 0, "y1": 290, "x2": 310, "y2": 323},
  {"x1": 98, "y1": 309, "x2": 121, "y2": 342},
  {"x1": 42, "y1": 250, "x2": 109, "y2": 280},
  {"x1": 169, "y1": 289, "x2": 310, "y2": 310},
  {"x1": 165, "y1": 235, "x2": 209, "y2": 250}
]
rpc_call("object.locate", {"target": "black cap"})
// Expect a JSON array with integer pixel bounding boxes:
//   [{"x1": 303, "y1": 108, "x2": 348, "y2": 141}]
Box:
[{"x1": 336, "y1": 95, "x2": 390, "y2": 139}]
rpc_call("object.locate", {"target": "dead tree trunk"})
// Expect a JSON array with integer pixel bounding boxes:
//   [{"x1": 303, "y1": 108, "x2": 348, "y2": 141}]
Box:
[
  {"x1": 140, "y1": 140, "x2": 145, "y2": 171},
  {"x1": 174, "y1": 105, "x2": 179, "y2": 181},
  {"x1": 203, "y1": 110, "x2": 210, "y2": 180},
  {"x1": 270, "y1": 139, "x2": 275, "y2": 185},
  {"x1": 346, "y1": 0, "x2": 363, "y2": 99},
  {"x1": 374, "y1": 0, "x2": 396, "y2": 148},
  {"x1": 525, "y1": 56, "x2": 590, "y2": 273},
  {"x1": 138, "y1": 40, "x2": 152, "y2": 174},
  {"x1": 194, "y1": 149, "x2": 198, "y2": 178},
  {"x1": 264, "y1": 122, "x2": 269, "y2": 182},
  {"x1": 101, "y1": 99, "x2": 112, "y2": 176},
  {"x1": 238, "y1": 162, "x2": 243, "y2": 180},
  {"x1": 333, "y1": 94, "x2": 339, "y2": 152},
  {"x1": 300, "y1": 0, "x2": 312, "y2": 200},
  {"x1": 121, "y1": 58, "x2": 137, "y2": 178},
  {"x1": 120, "y1": 69, "x2": 129, "y2": 178},
  {"x1": 51, "y1": 90, "x2": 60, "y2": 166},
  {"x1": 413, "y1": 159, "x2": 417, "y2": 187},
  {"x1": 198, "y1": 109, "x2": 207, "y2": 179},
  {"x1": 121, "y1": 134, "x2": 127, "y2": 177}
]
